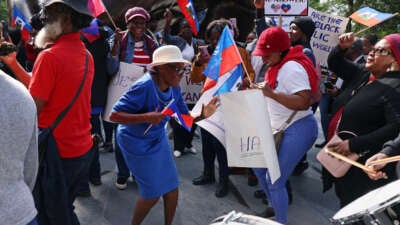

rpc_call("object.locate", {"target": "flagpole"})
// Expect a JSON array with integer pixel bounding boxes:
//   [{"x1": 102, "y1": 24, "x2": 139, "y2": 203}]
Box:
[
  {"x1": 355, "y1": 12, "x2": 398, "y2": 35},
  {"x1": 97, "y1": 0, "x2": 118, "y2": 30},
  {"x1": 143, "y1": 99, "x2": 175, "y2": 135}
]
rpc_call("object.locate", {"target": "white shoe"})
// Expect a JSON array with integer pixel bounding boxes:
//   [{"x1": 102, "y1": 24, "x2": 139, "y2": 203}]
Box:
[
  {"x1": 185, "y1": 147, "x2": 197, "y2": 154},
  {"x1": 173, "y1": 150, "x2": 182, "y2": 158}
]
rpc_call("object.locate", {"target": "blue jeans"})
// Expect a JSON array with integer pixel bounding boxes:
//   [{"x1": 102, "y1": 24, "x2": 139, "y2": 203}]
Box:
[
  {"x1": 115, "y1": 127, "x2": 130, "y2": 179},
  {"x1": 253, "y1": 114, "x2": 318, "y2": 224},
  {"x1": 27, "y1": 217, "x2": 38, "y2": 225}
]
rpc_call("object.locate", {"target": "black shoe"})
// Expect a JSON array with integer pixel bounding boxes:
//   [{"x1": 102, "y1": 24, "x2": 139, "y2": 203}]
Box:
[
  {"x1": 293, "y1": 161, "x2": 309, "y2": 176},
  {"x1": 192, "y1": 174, "x2": 215, "y2": 185},
  {"x1": 247, "y1": 174, "x2": 258, "y2": 186},
  {"x1": 257, "y1": 207, "x2": 275, "y2": 218},
  {"x1": 254, "y1": 189, "x2": 266, "y2": 199},
  {"x1": 115, "y1": 177, "x2": 128, "y2": 190},
  {"x1": 90, "y1": 178, "x2": 102, "y2": 186},
  {"x1": 215, "y1": 178, "x2": 229, "y2": 198},
  {"x1": 314, "y1": 141, "x2": 327, "y2": 148}
]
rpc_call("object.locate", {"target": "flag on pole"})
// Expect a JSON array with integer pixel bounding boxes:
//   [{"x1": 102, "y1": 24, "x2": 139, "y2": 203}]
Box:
[
  {"x1": 81, "y1": 18, "x2": 100, "y2": 43},
  {"x1": 87, "y1": 0, "x2": 107, "y2": 17},
  {"x1": 177, "y1": 0, "x2": 199, "y2": 35},
  {"x1": 202, "y1": 26, "x2": 244, "y2": 96},
  {"x1": 12, "y1": 5, "x2": 32, "y2": 41},
  {"x1": 350, "y1": 7, "x2": 395, "y2": 27},
  {"x1": 162, "y1": 99, "x2": 193, "y2": 132}
]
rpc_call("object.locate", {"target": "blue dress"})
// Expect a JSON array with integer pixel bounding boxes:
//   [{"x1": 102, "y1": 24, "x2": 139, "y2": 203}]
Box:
[{"x1": 113, "y1": 73, "x2": 188, "y2": 199}]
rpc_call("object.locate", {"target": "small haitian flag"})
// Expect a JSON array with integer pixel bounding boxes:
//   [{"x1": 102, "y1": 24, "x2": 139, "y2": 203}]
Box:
[
  {"x1": 162, "y1": 99, "x2": 193, "y2": 132},
  {"x1": 177, "y1": 0, "x2": 199, "y2": 36},
  {"x1": 12, "y1": 5, "x2": 32, "y2": 41},
  {"x1": 350, "y1": 7, "x2": 395, "y2": 27}
]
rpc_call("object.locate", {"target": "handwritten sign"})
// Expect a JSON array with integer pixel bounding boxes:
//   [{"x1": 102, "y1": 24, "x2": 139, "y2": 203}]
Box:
[
  {"x1": 308, "y1": 8, "x2": 349, "y2": 67},
  {"x1": 179, "y1": 71, "x2": 203, "y2": 105},
  {"x1": 264, "y1": 0, "x2": 308, "y2": 16},
  {"x1": 103, "y1": 62, "x2": 145, "y2": 122},
  {"x1": 221, "y1": 90, "x2": 280, "y2": 183}
]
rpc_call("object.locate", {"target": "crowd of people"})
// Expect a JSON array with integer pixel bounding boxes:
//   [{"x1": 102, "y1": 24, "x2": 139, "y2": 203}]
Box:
[{"x1": 1, "y1": 0, "x2": 400, "y2": 225}]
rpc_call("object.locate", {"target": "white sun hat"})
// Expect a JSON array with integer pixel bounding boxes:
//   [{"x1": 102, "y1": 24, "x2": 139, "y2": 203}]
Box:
[{"x1": 147, "y1": 45, "x2": 191, "y2": 71}]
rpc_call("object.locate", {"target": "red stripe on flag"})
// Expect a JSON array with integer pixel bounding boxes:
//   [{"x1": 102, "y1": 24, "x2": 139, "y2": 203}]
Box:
[
  {"x1": 350, "y1": 14, "x2": 380, "y2": 27},
  {"x1": 202, "y1": 79, "x2": 217, "y2": 93},
  {"x1": 220, "y1": 45, "x2": 241, "y2": 75},
  {"x1": 182, "y1": 114, "x2": 194, "y2": 128},
  {"x1": 163, "y1": 108, "x2": 174, "y2": 116}
]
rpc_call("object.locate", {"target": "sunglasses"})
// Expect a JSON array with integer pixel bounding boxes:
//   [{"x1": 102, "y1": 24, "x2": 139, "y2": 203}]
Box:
[
  {"x1": 370, "y1": 47, "x2": 392, "y2": 56},
  {"x1": 166, "y1": 64, "x2": 185, "y2": 75}
]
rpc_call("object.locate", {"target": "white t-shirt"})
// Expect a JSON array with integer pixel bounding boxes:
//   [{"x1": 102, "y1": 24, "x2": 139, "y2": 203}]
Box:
[
  {"x1": 181, "y1": 42, "x2": 195, "y2": 62},
  {"x1": 267, "y1": 61, "x2": 313, "y2": 130}
]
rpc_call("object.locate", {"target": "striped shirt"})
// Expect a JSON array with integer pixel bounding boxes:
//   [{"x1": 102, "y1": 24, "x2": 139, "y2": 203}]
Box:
[{"x1": 132, "y1": 41, "x2": 151, "y2": 66}]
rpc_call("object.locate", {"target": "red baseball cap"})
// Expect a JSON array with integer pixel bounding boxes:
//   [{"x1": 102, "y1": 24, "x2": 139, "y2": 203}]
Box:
[
  {"x1": 125, "y1": 7, "x2": 150, "y2": 23},
  {"x1": 252, "y1": 27, "x2": 290, "y2": 56}
]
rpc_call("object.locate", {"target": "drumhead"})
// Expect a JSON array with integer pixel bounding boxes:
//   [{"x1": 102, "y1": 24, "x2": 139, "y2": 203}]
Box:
[
  {"x1": 210, "y1": 212, "x2": 283, "y2": 225},
  {"x1": 333, "y1": 179, "x2": 400, "y2": 220}
]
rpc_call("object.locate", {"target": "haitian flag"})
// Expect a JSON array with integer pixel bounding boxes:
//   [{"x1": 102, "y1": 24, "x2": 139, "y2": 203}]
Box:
[
  {"x1": 80, "y1": 19, "x2": 100, "y2": 43},
  {"x1": 87, "y1": 0, "x2": 107, "y2": 17},
  {"x1": 12, "y1": 5, "x2": 32, "y2": 41},
  {"x1": 177, "y1": 0, "x2": 199, "y2": 35},
  {"x1": 350, "y1": 7, "x2": 395, "y2": 27},
  {"x1": 162, "y1": 99, "x2": 193, "y2": 132},
  {"x1": 202, "y1": 26, "x2": 243, "y2": 96}
]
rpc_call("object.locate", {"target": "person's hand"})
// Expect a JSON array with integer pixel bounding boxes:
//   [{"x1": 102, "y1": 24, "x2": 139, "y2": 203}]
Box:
[
  {"x1": 326, "y1": 86, "x2": 339, "y2": 97},
  {"x1": 164, "y1": 9, "x2": 173, "y2": 24},
  {"x1": 194, "y1": 51, "x2": 210, "y2": 66},
  {"x1": 338, "y1": 32, "x2": 355, "y2": 50},
  {"x1": 250, "y1": 81, "x2": 274, "y2": 98},
  {"x1": 114, "y1": 28, "x2": 123, "y2": 43},
  {"x1": 0, "y1": 51, "x2": 17, "y2": 66},
  {"x1": 327, "y1": 139, "x2": 352, "y2": 156},
  {"x1": 365, "y1": 153, "x2": 389, "y2": 180},
  {"x1": 146, "y1": 112, "x2": 166, "y2": 125},
  {"x1": 254, "y1": 0, "x2": 265, "y2": 9},
  {"x1": 200, "y1": 96, "x2": 220, "y2": 119}
]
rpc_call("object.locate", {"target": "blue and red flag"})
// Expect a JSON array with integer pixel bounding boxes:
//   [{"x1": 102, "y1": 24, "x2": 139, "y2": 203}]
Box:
[
  {"x1": 12, "y1": 5, "x2": 32, "y2": 41},
  {"x1": 81, "y1": 18, "x2": 100, "y2": 43},
  {"x1": 87, "y1": 0, "x2": 107, "y2": 17},
  {"x1": 350, "y1": 7, "x2": 395, "y2": 27},
  {"x1": 162, "y1": 99, "x2": 193, "y2": 132},
  {"x1": 177, "y1": 0, "x2": 199, "y2": 36},
  {"x1": 202, "y1": 26, "x2": 243, "y2": 96}
]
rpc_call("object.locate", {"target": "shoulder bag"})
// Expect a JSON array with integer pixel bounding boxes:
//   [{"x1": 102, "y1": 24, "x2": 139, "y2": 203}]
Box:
[{"x1": 273, "y1": 111, "x2": 297, "y2": 152}]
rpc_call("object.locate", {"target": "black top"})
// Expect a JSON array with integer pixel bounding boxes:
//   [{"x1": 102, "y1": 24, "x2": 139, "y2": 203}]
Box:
[
  {"x1": 327, "y1": 45, "x2": 370, "y2": 116},
  {"x1": 338, "y1": 71, "x2": 400, "y2": 158}
]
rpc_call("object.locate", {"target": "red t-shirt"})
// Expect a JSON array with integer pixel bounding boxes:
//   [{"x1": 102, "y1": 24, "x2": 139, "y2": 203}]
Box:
[{"x1": 29, "y1": 33, "x2": 95, "y2": 158}]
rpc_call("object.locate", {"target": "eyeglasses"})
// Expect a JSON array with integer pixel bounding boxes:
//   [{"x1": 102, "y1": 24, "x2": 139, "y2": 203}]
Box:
[
  {"x1": 166, "y1": 64, "x2": 185, "y2": 75},
  {"x1": 370, "y1": 47, "x2": 392, "y2": 56}
]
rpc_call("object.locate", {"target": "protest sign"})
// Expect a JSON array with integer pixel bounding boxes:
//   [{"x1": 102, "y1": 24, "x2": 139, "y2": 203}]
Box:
[
  {"x1": 264, "y1": 0, "x2": 308, "y2": 16},
  {"x1": 308, "y1": 8, "x2": 349, "y2": 67},
  {"x1": 179, "y1": 71, "x2": 203, "y2": 105},
  {"x1": 221, "y1": 90, "x2": 280, "y2": 183},
  {"x1": 103, "y1": 62, "x2": 145, "y2": 122}
]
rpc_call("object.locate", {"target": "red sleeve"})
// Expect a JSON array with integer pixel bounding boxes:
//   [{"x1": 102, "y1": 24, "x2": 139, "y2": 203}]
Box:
[{"x1": 29, "y1": 51, "x2": 57, "y2": 101}]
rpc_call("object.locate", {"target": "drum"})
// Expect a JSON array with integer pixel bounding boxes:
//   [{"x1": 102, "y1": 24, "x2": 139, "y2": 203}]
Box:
[
  {"x1": 209, "y1": 211, "x2": 283, "y2": 225},
  {"x1": 332, "y1": 179, "x2": 400, "y2": 225}
]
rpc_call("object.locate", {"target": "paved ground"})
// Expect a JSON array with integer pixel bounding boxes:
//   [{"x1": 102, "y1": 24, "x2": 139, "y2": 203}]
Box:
[{"x1": 74, "y1": 115, "x2": 342, "y2": 225}]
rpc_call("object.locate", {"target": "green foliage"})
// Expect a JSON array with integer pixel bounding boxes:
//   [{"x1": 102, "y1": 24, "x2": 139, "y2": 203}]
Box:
[
  {"x1": 310, "y1": 0, "x2": 400, "y2": 37},
  {"x1": 0, "y1": 0, "x2": 9, "y2": 22}
]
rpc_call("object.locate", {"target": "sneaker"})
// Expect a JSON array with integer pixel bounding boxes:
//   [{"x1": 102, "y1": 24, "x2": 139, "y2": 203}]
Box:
[
  {"x1": 173, "y1": 150, "x2": 182, "y2": 158},
  {"x1": 185, "y1": 147, "x2": 197, "y2": 154},
  {"x1": 257, "y1": 207, "x2": 275, "y2": 218},
  {"x1": 115, "y1": 177, "x2": 128, "y2": 190}
]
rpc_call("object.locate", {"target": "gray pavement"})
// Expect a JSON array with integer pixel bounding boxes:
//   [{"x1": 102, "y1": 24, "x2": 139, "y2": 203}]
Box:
[{"x1": 74, "y1": 117, "x2": 343, "y2": 225}]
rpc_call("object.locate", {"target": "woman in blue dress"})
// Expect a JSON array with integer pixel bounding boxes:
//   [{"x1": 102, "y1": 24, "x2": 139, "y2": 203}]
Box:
[{"x1": 109, "y1": 45, "x2": 219, "y2": 225}]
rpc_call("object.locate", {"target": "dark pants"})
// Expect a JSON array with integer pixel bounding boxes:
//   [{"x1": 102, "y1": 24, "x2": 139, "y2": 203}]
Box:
[
  {"x1": 62, "y1": 149, "x2": 94, "y2": 225},
  {"x1": 103, "y1": 119, "x2": 114, "y2": 144},
  {"x1": 170, "y1": 119, "x2": 197, "y2": 151},
  {"x1": 201, "y1": 128, "x2": 229, "y2": 178}
]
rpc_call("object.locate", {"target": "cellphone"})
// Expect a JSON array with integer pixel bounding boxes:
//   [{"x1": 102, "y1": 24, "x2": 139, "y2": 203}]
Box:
[
  {"x1": 324, "y1": 81, "x2": 334, "y2": 89},
  {"x1": 198, "y1": 45, "x2": 210, "y2": 57}
]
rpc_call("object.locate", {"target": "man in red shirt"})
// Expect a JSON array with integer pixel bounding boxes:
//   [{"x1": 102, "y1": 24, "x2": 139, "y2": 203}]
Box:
[{"x1": 0, "y1": 0, "x2": 94, "y2": 224}]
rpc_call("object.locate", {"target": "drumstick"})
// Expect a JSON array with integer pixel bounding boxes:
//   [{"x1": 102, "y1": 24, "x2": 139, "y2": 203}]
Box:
[
  {"x1": 325, "y1": 149, "x2": 376, "y2": 174},
  {"x1": 368, "y1": 155, "x2": 400, "y2": 166}
]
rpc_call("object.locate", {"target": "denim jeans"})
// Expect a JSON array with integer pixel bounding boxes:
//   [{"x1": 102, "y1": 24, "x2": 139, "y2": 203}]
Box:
[
  {"x1": 253, "y1": 114, "x2": 318, "y2": 224},
  {"x1": 27, "y1": 217, "x2": 38, "y2": 225},
  {"x1": 115, "y1": 127, "x2": 130, "y2": 179}
]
